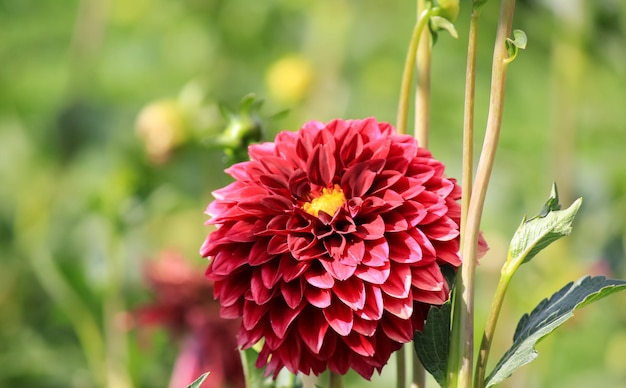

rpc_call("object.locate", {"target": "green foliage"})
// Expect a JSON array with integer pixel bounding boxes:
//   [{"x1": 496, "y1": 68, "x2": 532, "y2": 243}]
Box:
[
  {"x1": 504, "y1": 29, "x2": 528, "y2": 63},
  {"x1": 485, "y1": 276, "x2": 626, "y2": 387},
  {"x1": 186, "y1": 372, "x2": 210, "y2": 388},
  {"x1": 414, "y1": 301, "x2": 452, "y2": 387},
  {"x1": 504, "y1": 184, "x2": 582, "y2": 274}
]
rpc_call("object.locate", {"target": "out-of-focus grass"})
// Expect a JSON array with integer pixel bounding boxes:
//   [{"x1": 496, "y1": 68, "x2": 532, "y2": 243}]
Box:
[{"x1": 0, "y1": 0, "x2": 625, "y2": 387}]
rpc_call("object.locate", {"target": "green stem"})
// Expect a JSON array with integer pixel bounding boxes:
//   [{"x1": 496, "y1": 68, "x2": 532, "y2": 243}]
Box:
[
  {"x1": 474, "y1": 271, "x2": 513, "y2": 387},
  {"x1": 414, "y1": 0, "x2": 433, "y2": 147},
  {"x1": 329, "y1": 372, "x2": 344, "y2": 388},
  {"x1": 397, "y1": 346, "x2": 407, "y2": 388},
  {"x1": 447, "y1": 6, "x2": 481, "y2": 387},
  {"x1": 396, "y1": 4, "x2": 434, "y2": 135},
  {"x1": 451, "y1": 0, "x2": 517, "y2": 387}
]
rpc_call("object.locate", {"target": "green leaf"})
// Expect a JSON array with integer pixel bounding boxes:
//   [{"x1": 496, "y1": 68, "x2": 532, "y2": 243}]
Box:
[
  {"x1": 504, "y1": 29, "x2": 527, "y2": 63},
  {"x1": 430, "y1": 16, "x2": 458, "y2": 39},
  {"x1": 186, "y1": 372, "x2": 210, "y2": 388},
  {"x1": 414, "y1": 301, "x2": 452, "y2": 387},
  {"x1": 504, "y1": 184, "x2": 582, "y2": 274},
  {"x1": 485, "y1": 276, "x2": 626, "y2": 387}
]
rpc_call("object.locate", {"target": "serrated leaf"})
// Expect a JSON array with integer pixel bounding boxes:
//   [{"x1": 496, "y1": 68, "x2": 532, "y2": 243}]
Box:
[
  {"x1": 414, "y1": 301, "x2": 452, "y2": 387},
  {"x1": 504, "y1": 185, "x2": 582, "y2": 273},
  {"x1": 485, "y1": 276, "x2": 626, "y2": 387},
  {"x1": 186, "y1": 372, "x2": 210, "y2": 388}
]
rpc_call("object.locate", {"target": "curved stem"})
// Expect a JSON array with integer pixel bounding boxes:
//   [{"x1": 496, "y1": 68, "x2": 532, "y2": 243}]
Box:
[
  {"x1": 452, "y1": 1, "x2": 517, "y2": 387},
  {"x1": 474, "y1": 271, "x2": 513, "y2": 387},
  {"x1": 396, "y1": 5, "x2": 434, "y2": 135}
]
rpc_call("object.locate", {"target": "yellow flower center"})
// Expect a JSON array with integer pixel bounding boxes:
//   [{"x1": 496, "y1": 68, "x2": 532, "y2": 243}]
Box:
[{"x1": 302, "y1": 185, "x2": 346, "y2": 218}]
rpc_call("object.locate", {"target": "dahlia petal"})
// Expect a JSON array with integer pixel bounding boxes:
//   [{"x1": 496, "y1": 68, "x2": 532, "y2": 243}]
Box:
[
  {"x1": 413, "y1": 288, "x2": 448, "y2": 305},
  {"x1": 280, "y1": 258, "x2": 310, "y2": 282},
  {"x1": 341, "y1": 159, "x2": 384, "y2": 198},
  {"x1": 370, "y1": 170, "x2": 403, "y2": 194},
  {"x1": 333, "y1": 277, "x2": 366, "y2": 310},
  {"x1": 423, "y1": 217, "x2": 460, "y2": 241},
  {"x1": 323, "y1": 298, "x2": 354, "y2": 336},
  {"x1": 259, "y1": 195, "x2": 292, "y2": 211},
  {"x1": 381, "y1": 263, "x2": 411, "y2": 298},
  {"x1": 251, "y1": 268, "x2": 275, "y2": 304},
  {"x1": 248, "y1": 142, "x2": 276, "y2": 160},
  {"x1": 434, "y1": 239, "x2": 462, "y2": 266},
  {"x1": 276, "y1": 332, "x2": 301, "y2": 373},
  {"x1": 381, "y1": 189, "x2": 405, "y2": 209},
  {"x1": 298, "y1": 308, "x2": 329, "y2": 353},
  {"x1": 261, "y1": 259, "x2": 282, "y2": 289},
  {"x1": 328, "y1": 342, "x2": 352, "y2": 374},
  {"x1": 239, "y1": 324, "x2": 264, "y2": 349},
  {"x1": 210, "y1": 245, "x2": 250, "y2": 276},
  {"x1": 411, "y1": 263, "x2": 444, "y2": 292},
  {"x1": 358, "y1": 286, "x2": 383, "y2": 321},
  {"x1": 343, "y1": 239, "x2": 365, "y2": 266},
  {"x1": 339, "y1": 130, "x2": 363, "y2": 167},
  {"x1": 281, "y1": 279, "x2": 305, "y2": 309},
  {"x1": 243, "y1": 300, "x2": 270, "y2": 330},
  {"x1": 304, "y1": 265, "x2": 335, "y2": 289},
  {"x1": 381, "y1": 312, "x2": 413, "y2": 342},
  {"x1": 355, "y1": 261, "x2": 390, "y2": 285},
  {"x1": 352, "y1": 316, "x2": 378, "y2": 336},
  {"x1": 354, "y1": 215, "x2": 385, "y2": 240},
  {"x1": 361, "y1": 239, "x2": 389, "y2": 267},
  {"x1": 304, "y1": 286, "x2": 331, "y2": 308},
  {"x1": 323, "y1": 235, "x2": 346, "y2": 260},
  {"x1": 350, "y1": 356, "x2": 376, "y2": 380},
  {"x1": 320, "y1": 257, "x2": 356, "y2": 281},
  {"x1": 387, "y1": 231, "x2": 423, "y2": 264},
  {"x1": 270, "y1": 301, "x2": 303, "y2": 339},
  {"x1": 383, "y1": 212, "x2": 409, "y2": 232},
  {"x1": 267, "y1": 235, "x2": 289, "y2": 254},
  {"x1": 220, "y1": 300, "x2": 243, "y2": 318},
  {"x1": 307, "y1": 143, "x2": 336, "y2": 186},
  {"x1": 343, "y1": 332, "x2": 376, "y2": 357},
  {"x1": 248, "y1": 239, "x2": 273, "y2": 266},
  {"x1": 224, "y1": 220, "x2": 261, "y2": 242},
  {"x1": 216, "y1": 271, "x2": 251, "y2": 307},
  {"x1": 383, "y1": 292, "x2": 414, "y2": 319},
  {"x1": 288, "y1": 234, "x2": 317, "y2": 255}
]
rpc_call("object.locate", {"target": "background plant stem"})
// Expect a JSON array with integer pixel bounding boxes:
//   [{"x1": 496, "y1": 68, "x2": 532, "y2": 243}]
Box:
[
  {"x1": 452, "y1": 0, "x2": 517, "y2": 387},
  {"x1": 396, "y1": 5, "x2": 433, "y2": 135},
  {"x1": 329, "y1": 372, "x2": 344, "y2": 388},
  {"x1": 414, "y1": 0, "x2": 432, "y2": 147}
]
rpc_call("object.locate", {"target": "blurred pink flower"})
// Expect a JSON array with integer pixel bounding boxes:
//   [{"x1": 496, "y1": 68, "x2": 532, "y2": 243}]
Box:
[
  {"x1": 201, "y1": 118, "x2": 487, "y2": 379},
  {"x1": 135, "y1": 252, "x2": 244, "y2": 388}
]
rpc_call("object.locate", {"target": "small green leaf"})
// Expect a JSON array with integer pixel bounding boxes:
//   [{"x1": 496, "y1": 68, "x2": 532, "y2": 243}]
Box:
[
  {"x1": 504, "y1": 184, "x2": 582, "y2": 274},
  {"x1": 485, "y1": 276, "x2": 626, "y2": 387},
  {"x1": 430, "y1": 16, "x2": 458, "y2": 39},
  {"x1": 504, "y1": 29, "x2": 527, "y2": 63},
  {"x1": 186, "y1": 372, "x2": 210, "y2": 388},
  {"x1": 414, "y1": 301, "x2": 452, "y2": 387}
]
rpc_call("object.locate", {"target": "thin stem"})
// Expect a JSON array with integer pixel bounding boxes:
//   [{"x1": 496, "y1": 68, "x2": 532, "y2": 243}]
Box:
[
  {"x1": 329, "y1": 372, "x2": 344, "y2": 388},
  {"x1": 474, "y1": 271, "x2": 513, "y2": 387},
  {"x1": 453, "y1": 0, "x2": 517, "y2": 387},
  {"x1": 447, "y1": 5, "x2": 482, "y2": 387},
  {"x1": 397, "y1": 4, "x2": 433, "y2": 135},
  {"x1": 397, "y1": 346, "x2": 407, "y2": 388},
  {"x1": 415, "y1": 0, "x2": 433, "y2": 147},
  {"x1": 412, "y1": 352, "x2": 427, "y2": 388}
]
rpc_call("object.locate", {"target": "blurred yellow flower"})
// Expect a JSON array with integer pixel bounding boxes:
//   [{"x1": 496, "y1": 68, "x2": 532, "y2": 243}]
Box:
[
  {"x1": 265, "y1": 55, "x2": 313, "y2": 103},
  {"x1": 135, "y1": 100, "x2": 187, "y2": 164}
]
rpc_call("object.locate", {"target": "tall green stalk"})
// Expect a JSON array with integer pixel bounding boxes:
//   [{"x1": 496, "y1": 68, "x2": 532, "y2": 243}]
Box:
[{"x1": 450, "y1": 0, "x2": 517, "y2": 387}]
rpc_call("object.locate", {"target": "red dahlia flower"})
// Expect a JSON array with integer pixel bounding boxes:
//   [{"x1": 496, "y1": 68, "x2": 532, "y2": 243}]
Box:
[{"x1": 201, "y1": 117, "x2": 485, "y2": 379}]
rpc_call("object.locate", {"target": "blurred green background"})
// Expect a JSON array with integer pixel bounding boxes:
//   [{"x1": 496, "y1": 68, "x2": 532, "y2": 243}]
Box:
[{"x1": 1, "y1": 0, "x2": 626, "y2": 387}]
